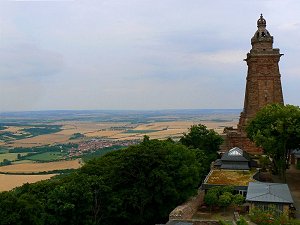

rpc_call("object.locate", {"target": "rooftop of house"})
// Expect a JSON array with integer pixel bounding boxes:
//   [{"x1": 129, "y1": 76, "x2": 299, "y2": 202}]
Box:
[
  {"x1": 246, "y1": 182, "x2": 294, "y2": 204},
  {"x1": 204, "y1": 169, "x2": 257, "y2": 186},
  {"x1": 221, "y1": 147, "x2": 251, "y2": 162},
  {"x1": 214, "y1": 147, "x2": 253, "y2": 170}
]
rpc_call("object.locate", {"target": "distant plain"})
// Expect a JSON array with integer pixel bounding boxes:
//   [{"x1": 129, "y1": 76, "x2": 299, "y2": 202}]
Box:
[{"x1": 0, "y1": 109, "x2": 239, "y2": 191}]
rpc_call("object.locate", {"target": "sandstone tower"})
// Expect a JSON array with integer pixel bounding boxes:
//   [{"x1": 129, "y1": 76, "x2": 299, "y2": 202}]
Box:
[{"x1": 224, "y1": 14, "x2": 284, "y2": 154}]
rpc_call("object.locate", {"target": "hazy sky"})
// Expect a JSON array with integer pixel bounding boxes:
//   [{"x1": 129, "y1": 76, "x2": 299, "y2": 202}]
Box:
[{"x1": 1, "y1": 0, "x2": 300, "y2": 111}]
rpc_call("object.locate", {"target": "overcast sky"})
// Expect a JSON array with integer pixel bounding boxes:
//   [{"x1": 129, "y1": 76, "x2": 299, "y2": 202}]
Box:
[{"x1": 0, "y1": 0, "x2": 300, "y2": 111}]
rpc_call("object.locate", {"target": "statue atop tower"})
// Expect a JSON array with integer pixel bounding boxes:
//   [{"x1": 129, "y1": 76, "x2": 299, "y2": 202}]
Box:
[{"x1": 224, "y1": 14, "x2": 284, "y2": 154}]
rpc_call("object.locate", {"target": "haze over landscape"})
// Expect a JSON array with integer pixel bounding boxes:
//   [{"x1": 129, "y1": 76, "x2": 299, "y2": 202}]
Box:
[
  {"x1": 1, "y1": 1, "x2": 300, "y2": 224},
  {"x1": 1, "y1": 0, "x2": 300, "y2": 111}
]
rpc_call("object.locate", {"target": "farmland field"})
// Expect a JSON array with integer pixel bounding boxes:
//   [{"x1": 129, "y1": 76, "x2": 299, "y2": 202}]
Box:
[
  {"x1": 4, "y1": 120, "x2": 237, "y2": 147},
  {"x1": 0, "y1": 153, "x2": 27, "y2": 162},
  {"x1": 12, "y1": 160, "x2": 36, "y2": 164},
  {"x1": 0, "y1": 174, "x2": 55, "y2": 192},
  {"x1": 84, "y1": 130, "x2": 123, "y2": 137},
  {"x1": 0, "y1": 109, "x2": 240, "y2": 191},
  {"x1": 0, "y1": 159, "x2": 82, "y2": 173},
  {"x1": 24, "y1": 152, "x2": 65, "y2": 161}
]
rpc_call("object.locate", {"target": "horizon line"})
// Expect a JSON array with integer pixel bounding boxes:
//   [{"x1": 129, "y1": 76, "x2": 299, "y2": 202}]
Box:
[{"x1": 0, "y1": 108, "x2": 242, "y2": 113}]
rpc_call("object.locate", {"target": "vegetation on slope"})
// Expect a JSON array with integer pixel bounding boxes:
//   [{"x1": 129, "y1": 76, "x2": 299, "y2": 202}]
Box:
[{"x1": 0, "y1": 124, "x2": 223, "y2": 225}]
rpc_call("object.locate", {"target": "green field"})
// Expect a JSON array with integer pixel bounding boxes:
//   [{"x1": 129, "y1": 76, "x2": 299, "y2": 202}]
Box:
[
  {"x1": 0, "y1": 153, "x2": 28, "y2": 162},
  {"x1": 25, "y1": 152, "x2": 65, "y2": 161},
  {"x1": 0, "y1": 124, "x2": 63, "y2": 142},
  {"x1": 0, "y1": 149, "x2": 8, "y2": 154},
  {"x1": 12, "y1": 160, "x2": 35, "y2": 164}
]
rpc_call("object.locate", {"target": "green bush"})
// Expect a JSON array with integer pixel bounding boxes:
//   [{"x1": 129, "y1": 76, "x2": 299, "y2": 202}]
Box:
[
  {"x1": 248, "y1": 206, "x2": 300, "y2": 225},
  {"x1": 237, "y1": 216, "x2": 248, "y2": 225}
]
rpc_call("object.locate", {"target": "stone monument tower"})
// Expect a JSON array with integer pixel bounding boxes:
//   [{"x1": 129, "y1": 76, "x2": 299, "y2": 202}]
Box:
[{"x1": 224, "y1": 14, "x2": 284, "y2": 154}]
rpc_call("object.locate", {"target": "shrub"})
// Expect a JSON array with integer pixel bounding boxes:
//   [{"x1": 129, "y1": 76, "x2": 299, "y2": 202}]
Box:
[
  {"x1": 237, "y1": 216, "x2": 248, "y2": 225},
  {"x1": 248, "y1": 206, "x2": 300, "y2": 225}
]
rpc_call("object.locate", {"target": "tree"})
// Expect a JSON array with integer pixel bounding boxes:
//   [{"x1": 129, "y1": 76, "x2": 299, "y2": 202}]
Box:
[
  {"x1": 0, "y1": 139, "x2": 206, "y2": 225},
  {"x1": 218, "y1": 192, "x2": 232, "y2": 213},
  {"x1": 180, "y1": 124, "x2": 223, "y2": 153},
  {"x1": 204, "y1": 186, "x2": 235, "y2": 213},
  {"x1": 232, "y1": 194, "x2": 245, "y2": 211},
  {"x1": 221, "y1": 186, "x2": 234, "y2": 194},
  {"x1": 193, "y1": 149, "x2": 217, "y2": 183},
  {"x1": 258, "y1": 155, "x2": 271, "y2": 172},
  {"x1": 1, "y1": 159, "x2": 11, "y2": 166},
  {"x1": 204, "y1": 190, "x2": 218, "y2": 212},
  {"x1": 81, "y1": 139, "x2": 201, "y2": 225},
  {"x1": 246, "y1": 104, "x2": 300, "y2": 179},
  {"x1": 0, "y1": 191, "x2": 45, "y2": 225}
]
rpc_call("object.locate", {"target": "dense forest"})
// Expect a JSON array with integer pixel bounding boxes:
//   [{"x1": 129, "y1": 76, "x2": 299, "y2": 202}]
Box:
[{"x1": 0, "y1": 124, "x2": 221, "y2": 225}]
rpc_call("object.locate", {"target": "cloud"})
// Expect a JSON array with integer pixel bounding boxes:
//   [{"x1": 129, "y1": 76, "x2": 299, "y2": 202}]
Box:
[
  {"x1": 0, "y1": 0, "x2": 300, "y2": 111},
  {"x1": 190, "y1": 50, "x2": 245, "y2": 65},
  {"x1": 278, "y1": 23, "x2": 300, "y2": 31},
  {"x1": 0, "y1": 43, "x2": 64, "y2": 79}
]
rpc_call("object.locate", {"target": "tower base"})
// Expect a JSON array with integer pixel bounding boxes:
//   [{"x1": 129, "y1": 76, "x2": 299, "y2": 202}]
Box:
[{"x1": 221, "y1": 128, "x2": 263, "y2": 155}]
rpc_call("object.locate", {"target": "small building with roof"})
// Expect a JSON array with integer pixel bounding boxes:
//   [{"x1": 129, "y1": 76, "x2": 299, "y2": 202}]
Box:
[
  {"x1": 203, "y1": 147, "x2": 259, "y2": 195},
  {"x1": 214, "y1": 147, "x2": 255, "y2": 170},
  {"x1": 202, "y1": 169, "x2": 257, "y2": 196},
  {"x1": 246, "y1": 182, "x2": 294, "y2": 214}
]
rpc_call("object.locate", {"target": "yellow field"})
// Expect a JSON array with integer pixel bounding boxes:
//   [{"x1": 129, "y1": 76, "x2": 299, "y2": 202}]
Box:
[
  {"x1": 103, "y1": 121, "x2": 237, "y2": 140},
  {"x1": 133, "y1": 121, "x2": 194, "y2": 130},
  {"x1": 129, "y1": 121, "x2": 235, "y2": 133},
  {"x1": 2, "y1": 120, "x2": 237, "y2": 147},
  {"x1": 1, "y1": 126, "x2": 23, "y2": 133},
  {"x1": 6, "y1": 122, "x2": 131, "y2": 147},
  {"x1": 0, "y1": 159, "x2": 82, "y2": 173},
  {"x1": 0, "y1": 174, "x2": 55, "y2": 192},
  {"x1": 12, "y1": 133, "x2": 71, "y2": 147},
  {"x1": 84, "y1": 130, "x2": 124, "y2": 137}
]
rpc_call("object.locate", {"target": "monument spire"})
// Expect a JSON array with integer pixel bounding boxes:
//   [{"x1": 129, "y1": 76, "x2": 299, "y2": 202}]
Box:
[
  {"x1": 223, "y1": 15, "x2": 284, "y2": 154},
  {"x1": 238, "y1": 14, "x2": 284, "y2": 132},
  {"x1": 257, "y1": 14, "x2": 266, "y2": 28}
]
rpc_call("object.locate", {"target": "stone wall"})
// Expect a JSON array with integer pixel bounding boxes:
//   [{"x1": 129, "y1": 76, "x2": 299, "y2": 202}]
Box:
[{"x1": 169, "y1": 189, "x2": 205, "y2": 220}]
